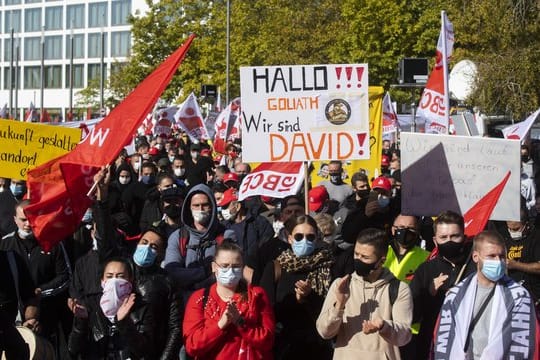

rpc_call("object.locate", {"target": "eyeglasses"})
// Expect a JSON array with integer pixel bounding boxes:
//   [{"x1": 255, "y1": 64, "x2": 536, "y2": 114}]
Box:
[{"x1": 293, "y1": 233, "x2": 316, "y2": 242}]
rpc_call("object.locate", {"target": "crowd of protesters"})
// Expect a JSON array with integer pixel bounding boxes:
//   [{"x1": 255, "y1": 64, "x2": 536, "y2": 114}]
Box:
[{"x1": 0, "y1": 131, "x2": 538, "y2": 359}]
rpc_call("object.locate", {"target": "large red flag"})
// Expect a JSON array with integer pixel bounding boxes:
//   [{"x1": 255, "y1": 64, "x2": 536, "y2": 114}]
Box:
[
  {"x1": 25, "y1": 35, "x2": 195, "y2": 251},
  {"x1": 428, "y1": 171, "x2": 511, "y2": 260}
]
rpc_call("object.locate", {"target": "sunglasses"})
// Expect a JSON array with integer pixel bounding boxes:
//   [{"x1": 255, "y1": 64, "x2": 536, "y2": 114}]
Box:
[{"x1": 293, "y1": 233, "x2": 316, "y2": 242}]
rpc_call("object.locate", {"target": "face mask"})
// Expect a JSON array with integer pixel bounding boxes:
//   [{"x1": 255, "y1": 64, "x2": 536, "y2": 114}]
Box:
[
  {"x1": 18, "y1": 229, "x2": 33, "y2": 239},
  {"x1": 155, "y1": 143, "x2": 163, "y2": 150},
  {"x1": 0, "y1": 186, "x2": 4, "y2": 193},
  {"x1": 191, "y1": 151, "x2": 199, "y2": 159},
  {"x1": 133, "y1": 244, "x2": 157, "y2": 267},
  {"x1": 133, "y1": 162, "x2": 141, "y2": 171},
  {"x1": 221, "y1": 208, "x2": 237, "y2": 221},
  {"x1": 142, "y1": 153, "x2": 150, "y2": 160},
  {"x1": 168, "y1": 156, "x2": 175, "y2": 162},
  {"x1": 329, "y1": 173, "x2": 342, "y2": 184},
  {"x1": 141, "y1": 175, "x2": 155, "y2": 185},
  {"x1": 394, "y1": 228, "x2": 417, "y2": 248},
  {"x1": 438, "y1": 240, "x2": 464, "y2": 259},
  {"x1": 10, "y1": 184, "x2": 26, "y2": 197},
  {"x1": 173, "y1": 168, "x2": 185, "y2": 177},
  {"x1": 100, "y1": 278, "x2": 132, "y2": 322},
  {"x1": 192, "y1": 209, "x2": 211, "y2": 225},
  {"x1": 216, "y1": 267, "x2": 243, "y2": 287},
  {"x1": 481, "y1": 259, "x2": 505, "y2": 282},
  {"x1": 354, "y1": 258, "x2": 378, "y2": 277},
  {"x1": 82, "y1": 209, "x2": 93, "y2": 223},
  {"x1": 508, "y1": 228, "x2": 523, "y2": 240},
  {"x1": 163, "y1": 204, "x2": 181, "y2": 219},
  {"x1": 357, "y1": 189, "x2": 370, "y2": 198},
  {"x1": 228, "y1": 151, "x2": 238, "y2": 159},
  {"x1": 119, "y1": 176, "x2": 131, "y2": 185},
  {"x1": 521, "y1": 155, "x2": 530, "y2": 163},
  {"x1": 292, "y1": 238, "x2": 315, "y2": 257},
  {"x1": 377, "y1": 194, "x2": 390, "y2": 207}
]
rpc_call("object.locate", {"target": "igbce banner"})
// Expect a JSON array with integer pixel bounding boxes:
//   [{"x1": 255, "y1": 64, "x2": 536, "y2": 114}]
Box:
[{"x1": 240, "y1": 64, "x2": 370, "y2": 162}]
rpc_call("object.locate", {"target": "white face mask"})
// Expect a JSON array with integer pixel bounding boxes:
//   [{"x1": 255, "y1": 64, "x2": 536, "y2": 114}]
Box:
[
  {"x1": 508, "y1": 228, "x2": 523, "y2": 240},
  {"x1": 133, "y1": 162, "x2": 141, "y2": 171},
  {"x1": 221, "y1": 207, "x2": 237, "y2": 221},
  {"x1": 192, "y1": 209, "x2": 211, "y2": 224},
  {"x1": 0, "y1": 186, "x2": 4, "y2": 193},
  {"x1": 174, "y1": 168, "x2": 185, "y2": 177},
  {"x1": 99, "y1": 278, "x2": 132, "y2": 322},
  {"x1": 273, "y1": 220, "x2": 284, "y2": 234},
  {"x1": 119, "y1": 176, "x2": 131, "y2": 185},
  {"x1": 142, "y1": 153, "x2": 150, "y2": 160},
  {"x1": 191, "y1": 151, "x2": 199, "y2": 159},
  {"x1": 168, "y1": 156, "x2": 175, "y2": 162},
  {"x1": 215, "y1": 267, "x2": 243, "y2": 287},
  {"x1": 18, "y1": 229, "x2": 33, "y2": 239}
]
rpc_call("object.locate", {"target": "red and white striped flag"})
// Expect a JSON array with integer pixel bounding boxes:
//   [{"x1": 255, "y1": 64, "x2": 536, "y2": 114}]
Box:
[
  {"x1": 25, "y1": 101, "x2": 36, "y2": 122},
  {"x1": 417, "y1": 11, "x2": 454, "y2": 134},
  {"x1": 382, "y1": 92, "x2": 399, "y2": 142}
]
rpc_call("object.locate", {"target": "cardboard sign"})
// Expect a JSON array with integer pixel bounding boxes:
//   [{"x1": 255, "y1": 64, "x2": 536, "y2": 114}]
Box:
[
  {"x1": 240, "y1": 64, "x2": 370, "y2": 162},
  {"x1": 401, "y1": 132, "x2": 520, "y2": 221},
  {"x1": 0, "y1": 119, "x2": 81, "y2": 179}
]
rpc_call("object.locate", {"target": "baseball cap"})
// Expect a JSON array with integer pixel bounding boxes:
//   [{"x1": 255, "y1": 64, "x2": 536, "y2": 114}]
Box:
[
  {"x1": 223, "y1": 172, "x2": 239, "y2": 184},
  {"x1": 308, "y1": 185, "x2": 329, "y2": 212},
  {"x1": 148, "y1": 147, "x2": 159, "y2": 156},
  {"x1": 372, "y1": 176, "x2": 392, "y2": 192},
  {"x1": 217, "y1": 188, "x2": 238, "y2": 207}
]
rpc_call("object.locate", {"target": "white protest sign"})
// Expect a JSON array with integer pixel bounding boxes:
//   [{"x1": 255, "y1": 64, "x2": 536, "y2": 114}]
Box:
[
  {"x1": 240, "y1": 64, "x2": 370, "y2": 162},
  {"x1": 401, "y1": 132, "x2": 520, "y2": 221}
]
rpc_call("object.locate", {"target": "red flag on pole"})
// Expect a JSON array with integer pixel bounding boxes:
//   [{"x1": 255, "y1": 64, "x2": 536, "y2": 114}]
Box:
[
  {"x1": 25, "y1": 34, "x2": 195, "y2": 251},
  {"x1": 428, "y1": 171, "x2": 511, "y2": 260}
]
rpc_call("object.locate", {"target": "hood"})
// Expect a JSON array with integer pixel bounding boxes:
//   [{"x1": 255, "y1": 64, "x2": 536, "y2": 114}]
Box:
[
  {"x1": 351, "y1": 267, "x2": 395, "y2": 289},
  {"x1": 181, "y1": 184, "x2": 218, "y2": 238}
]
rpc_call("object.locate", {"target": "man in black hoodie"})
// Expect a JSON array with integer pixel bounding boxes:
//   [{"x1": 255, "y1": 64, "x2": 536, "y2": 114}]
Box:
[{"x1": 164, "y1": 184, "x2": 233, "y2": 298}]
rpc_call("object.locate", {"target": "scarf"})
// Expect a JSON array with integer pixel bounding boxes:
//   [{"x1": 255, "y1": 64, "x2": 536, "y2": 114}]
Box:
[
  {"x1": 433, "y1": 273, "x2": 538, "y2": 360},
  {"x1": 277, "y1": 248, "x2": 334, "y2": 296}
]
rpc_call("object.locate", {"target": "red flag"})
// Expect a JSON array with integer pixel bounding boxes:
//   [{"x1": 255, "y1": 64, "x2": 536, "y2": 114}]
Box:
[
  {"x1": 428, "y1": 171, "x2": 511, "y2": 260},
  {"x1": 213, "y1": 97, "x2": 241, "y2": 154},
  {"x1": 25, "y1": 35, "x2": 195, "y2": 251}
]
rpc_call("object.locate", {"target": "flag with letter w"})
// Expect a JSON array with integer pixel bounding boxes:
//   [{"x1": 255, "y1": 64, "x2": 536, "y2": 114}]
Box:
[{"x1": 25, "y1": 35, "x2": 195, "y2": 251}]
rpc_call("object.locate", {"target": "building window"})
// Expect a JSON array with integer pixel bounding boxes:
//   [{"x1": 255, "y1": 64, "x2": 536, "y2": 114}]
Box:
[
  {"x1": 111, "y1": 31, "x2": 130, "y2": 57},
  {"x1": 24, "y1": 66, "x2": 40, "y2": 89},
  {"x1": 45, "y1": 36, "x2": 62, "y2": 60},
  {"x1": 65, "y1": 64, "x2": 84, "y2": 88},
  {"x1": 88, "y1": 33, "x2": 108, "y2": 58},
  {"x1": 65, "y1": 34, "x2": 84, "y2": 59},
  {"x1": 3, "y1": 67, "x2": 21, "y2": 90},
  {"x1": 5, "y1": 0, "x2": 22, "y2": 5},
  {"x1": 89, "y1": 2, "x2": 108, "y2": 28},
  {"x1": 24, "y1": 37, "x2": 40, "y2": 61},
  {"x1": 4, "y1": 10, "x2": 21, "y2": 32},
  {"x1": 25, "y1": 8, "x2": 41, "y2": 32},
  {"x1": 66, "y1": 4, "x2": 85, "y2": 29},
  {"x1": 45, "y1": 7, "x2": 62, "y2": 30},
  {"x1": 112, "y1": 0, "x2": 131, "y2": 26},
  {"x1": 88, "y1": 63, "x2": 106, "y2": 84},
  {"x1": 25, "y1": 0, "x2": 41, "y2": 3},
  {"x1": 111, "y1": 62, "x2": 126, "y2": 75},
  {"x1": 45, "y1": 65, "x2": 61, "y2": 88}
]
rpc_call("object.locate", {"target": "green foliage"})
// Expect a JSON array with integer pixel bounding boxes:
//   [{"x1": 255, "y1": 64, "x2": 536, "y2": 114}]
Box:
[{"x1": 105, "y1": 0, "x2": 539, "y2": 119}]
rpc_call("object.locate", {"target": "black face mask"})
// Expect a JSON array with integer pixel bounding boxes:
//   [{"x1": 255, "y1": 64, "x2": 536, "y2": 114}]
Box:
[
  {"x1": 394, "y1": 228, "x2": 418, "y2": 249},
  {"x1": 438, "y1": 241, "x2": 464, "y2": 259},
  {"x1": 163, "y1": 204, "x2": 181, "y2": 220},
  {"x1": 522, "y1": 155, "x2": 530, "y2": 163},
  {"x1": 357, "y1": 189, "x2": 370, "y2": 199},
  {"x1": 354, "y1": 259, "x2": 378, "y2": 277},
  {"x1": 329, "y1": 173, "x2": 342, "y2": 185}
]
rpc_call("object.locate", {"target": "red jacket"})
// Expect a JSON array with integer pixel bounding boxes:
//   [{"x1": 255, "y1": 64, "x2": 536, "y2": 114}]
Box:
[{"x1": 183, "y1": 283, "x2": 275, "y2": 360}]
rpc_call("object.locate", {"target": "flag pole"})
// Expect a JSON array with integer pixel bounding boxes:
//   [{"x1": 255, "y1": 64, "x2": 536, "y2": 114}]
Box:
[
  {"x1": 40, "y1": 26, "x2": 45, "y2": 123},
  {"x1": 304, "y1": 161, "x2": 309, "y2": 215},
  {"x1": 441, "y1": 10, "x2": 450, "y2": 135}
]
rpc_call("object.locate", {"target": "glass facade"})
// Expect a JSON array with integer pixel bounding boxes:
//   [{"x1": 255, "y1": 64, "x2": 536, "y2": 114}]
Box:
[
  {"x1": 112, "y1": 0, "x2": 131, "y2": 26},
  {"x1": 89, "y1": 2, "x2": 108, "y2": 28},
  {"x1": 65, "y1": 34, "x2": 85, "y2": 59},
  {"x1": 24, "y1": 8, "x2": 41, "y2": 32},
  {"x1": 23, "y1": 66, "x2": 39, "y2": 89},
  {"x1": 88, "y1": 32, "x2": 108, "y2": 58},
  {"x1": 65, "y1": 64, "x2": 84, "y2": 88},
  {"x1": 66, "y1": 4, "x2": 85, "y2": 29},
  {"x1": 4, "y1": 10, "x2": 22, "y2": 33},
  {"x1": 45, "y1": 7, "x2": 63, "y2": 30},
  {"x1": 24, "y1": 37, "x2": 40, "y2": 61},
  {"x1": 111, "y1": 31, "x2": 130, "y2": 57},
  {"x1": 45, "y1": 35, "x2": 62, "y2": 60}
]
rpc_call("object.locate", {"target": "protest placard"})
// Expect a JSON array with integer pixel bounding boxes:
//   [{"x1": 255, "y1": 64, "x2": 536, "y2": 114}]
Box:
[
  {"x1": 401, "y1": 132, "x2": 520, "y2": 221},
  {"x1": 240, "y1": 64, "x2": 370, "y2": 162},
  {"x1": 0, "y1": 120, "x2": 81, "y2": 179}
]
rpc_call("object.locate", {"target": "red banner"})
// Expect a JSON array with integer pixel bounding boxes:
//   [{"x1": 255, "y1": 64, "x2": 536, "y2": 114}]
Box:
[
  {"x1": 25, "y1": 35, "x2": 196, "y2": 251},
  {"x1": 238, "y1": 162, "x2": 304, "y2": 201}
]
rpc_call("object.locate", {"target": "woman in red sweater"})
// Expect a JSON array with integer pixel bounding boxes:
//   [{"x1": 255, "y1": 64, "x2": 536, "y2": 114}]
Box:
[{"x1": 183, "y1": 241, "x2": 275, "y2": 359}]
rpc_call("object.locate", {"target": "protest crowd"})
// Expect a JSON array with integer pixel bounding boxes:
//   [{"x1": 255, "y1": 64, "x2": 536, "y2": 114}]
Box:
[{"x1": 0, "y1": 122, "x2": 539, "y2": 360}]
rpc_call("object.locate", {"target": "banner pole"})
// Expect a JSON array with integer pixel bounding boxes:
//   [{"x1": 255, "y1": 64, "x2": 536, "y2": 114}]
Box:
[{"x1": 304, "y1": 161, "x2": 309, "y2": 215}]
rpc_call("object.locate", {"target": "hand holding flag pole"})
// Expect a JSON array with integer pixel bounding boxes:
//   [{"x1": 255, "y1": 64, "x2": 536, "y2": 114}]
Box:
[{"x1": 86, "y1": 165, "x2": 111, "y2": 198}]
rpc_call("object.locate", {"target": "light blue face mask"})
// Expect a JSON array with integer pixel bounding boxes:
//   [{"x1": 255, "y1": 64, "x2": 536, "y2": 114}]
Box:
[
  {"x1": 133, "y1": 244, "x2": 157, "y2": 267},
  {"x1": 481, "y1": 259, "x2": 505, "y2": 282},
  {"x1": 216, "y1": 267, "x2": 243, "y2": 287},
  {"x1": 292, "y1": 238, "x2": 315, "y2": 257}
]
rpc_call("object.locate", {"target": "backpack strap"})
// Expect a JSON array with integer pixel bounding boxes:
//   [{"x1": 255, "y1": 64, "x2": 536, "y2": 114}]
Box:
[{"x1": 179, "y1": 227, "x2": 189, "y2": 258}]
